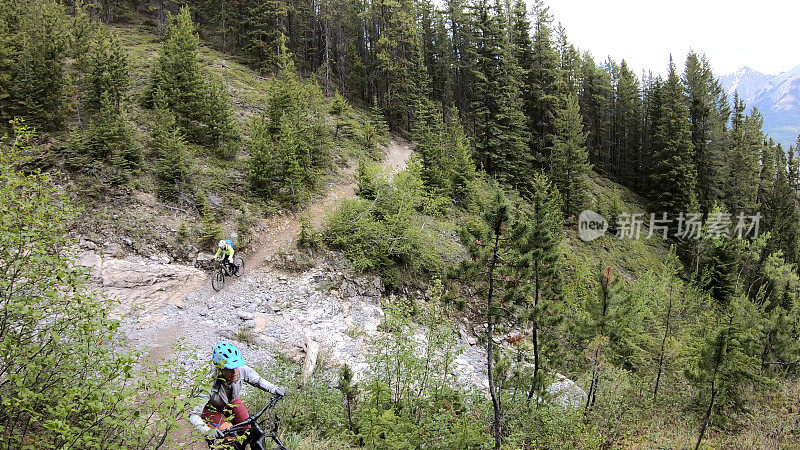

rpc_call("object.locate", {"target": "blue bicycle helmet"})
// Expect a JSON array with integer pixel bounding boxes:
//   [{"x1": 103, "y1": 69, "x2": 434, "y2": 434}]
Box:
[{"x1": 212, "y1": 342, "x2": 246, "y2": 369}]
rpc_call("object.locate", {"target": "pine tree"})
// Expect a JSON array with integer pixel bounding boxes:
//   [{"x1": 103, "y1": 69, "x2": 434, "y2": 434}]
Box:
[
  {"x1": 202, "y1": 75, "x2": 238, "y2": 156},
  {"x1": 640, "y1": 73, "x2": 661, "y2": 193},
  {"x1": 377, "y1": 0, "x2": 430, "y2": 130},
  {"x1": 453, "y1": 187, "x2": 516, "y2": 450},
  {"x1": 613, "y1": 60, "x2": 642, "y2": 189},
  {"x1": 511, "y1": 174, "x2": 563, "y2": 398},
  {"x1": 683, "y1": 52, "x2": 727, "y2": 214},
  {"x1": 84, "y1": 26, "x2": 129, "y2": 113},
  {"x1": 788, "y1": 142, "x2": 800, "y2": 197},
  {"x1": 446, "y1": 0, "x2": 473, "y2": 114},
  {"x1": 526, "y1": 1, "x2": 562, "y2": 166},
  {"x1": 445, "y1": 109, "x2": 477, "y2": 205},
  {"x1": 757, "y1": 137, "x2": 777, "y2": 206},
  {"x1": 249, "y1": 115, "x2": 281, "y2": 201},
  {"x1": 146, "y1": 7, "x2": 204, "y2": 119},
  {"x1": 725, "y1": 100, "x2": 762, "y2": 214},
  {"x1": 146, "y1": 7, "x2": 235, "y2": 150},
  {"x1": 555, "y1": 24, "x2": 580, "y2": 96},
  {"x1": 0, "y1": 1, "x2": 71, "y2": 131},
  {"x1": 550, "y1": 94, "x2": 591, "y2": 217},
  {"x1": 242, "y1": 0, "x2": 288, "y2": 72},
  {"x1": 249, "y1": 51, "x2": 331, "y2": 206},
  {"x1": 413, "y1": 100, "x2": 449, "y2": 193},
  {"x1": 761, "y1": 149, "x2": 800, "y2": 266},
  {"x1": 579, "y1": 52, "x2": 613, "y2": 172},
  {"x1": 756, "y1": 253, "x2": 800, "y2": 375},
  {"x1": 329, "y1": 91, "x2": 349, "y2": 137},
  {"x1": 467, "y1": 0, "x2": 504, "y2": 174},
  {"x1": 650, "y1": 58, "x2": 697, "y2": 213},
  {"x1": 468, "y1": 0, "x2": 529, "y2": 187},
  {"x1": 420, "y1": 1, "x2": 454, "y2": 108},
  {"x1": 688, "y1": 295, "x2": 761, "y2": 450},
  {"x1": 82, "y1": 93, "x2": 141, "y2": 185},
  {"x1": 151, "y1": 93, "x2": 193, "y2": 201}
]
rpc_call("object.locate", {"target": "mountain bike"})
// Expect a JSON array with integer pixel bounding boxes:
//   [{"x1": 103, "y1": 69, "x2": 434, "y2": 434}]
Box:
[
  {"x1": 211, "y1": 256, "x2": 244, "y2": 291},
  {"x1": 213, "y1": 394, "x2": 288, "y2": 450}
]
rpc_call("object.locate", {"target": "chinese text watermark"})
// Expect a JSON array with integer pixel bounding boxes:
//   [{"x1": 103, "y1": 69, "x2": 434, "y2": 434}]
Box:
[{"x1": 578, "y1": 210, "x2": 760, "y2": 242}]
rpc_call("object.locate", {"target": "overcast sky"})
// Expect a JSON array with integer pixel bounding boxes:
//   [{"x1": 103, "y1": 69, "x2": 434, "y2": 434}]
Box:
[{"x1": 543, "y1": 0, "x2": 800, "y2": 77}]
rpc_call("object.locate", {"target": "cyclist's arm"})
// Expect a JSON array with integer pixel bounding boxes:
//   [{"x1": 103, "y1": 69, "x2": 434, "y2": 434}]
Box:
[
  {"x1": 226, "y1": 246, "x2": 234, "y2": 258},
  {"x1": 214, "y1": 248, "x2": 222, "y2": 259},
  {"x1": 188, "y1": 389, "x2": 213, "y2": 435},
  {"x1": 239, "y1": 365, "x2": 279, "y2": 394}
]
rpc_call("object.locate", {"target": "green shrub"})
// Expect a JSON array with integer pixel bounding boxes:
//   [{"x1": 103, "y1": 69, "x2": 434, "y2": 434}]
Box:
[
  {"x1": 355, "y1": 157, "x2": 387, "y2": 200},
  {"x1": 325, "y1": 160, "x2": 454, "y2": 287},
  {"x1": 504, "y1": 401, "x2": 603, "y2": 449},
  {"x1": 200, "y1": 212, "x2": 223, "y2": 250},
  {"x1": 151, "y1": 95, "x2": 193, "y2": 200},
  {"x1": 249, "y1": 58, "x2": 331, "y2": 206},
  {"x1": 0, "y1": 121, "x2": 206, "y2": 449},
  {"x1": 298, "y1": 216, "x2": 322, "y2": 250}
]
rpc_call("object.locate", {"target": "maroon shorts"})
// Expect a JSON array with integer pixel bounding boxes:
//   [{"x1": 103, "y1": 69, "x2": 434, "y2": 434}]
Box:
[{"x1": 201, "y1": 397, "x2": 251, "y2": 445}]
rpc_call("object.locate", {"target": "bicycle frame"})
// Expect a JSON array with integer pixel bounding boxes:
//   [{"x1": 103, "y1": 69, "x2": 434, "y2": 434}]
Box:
[{"x1": 223, "y1": 395, "x2": 287, "y2": 450}]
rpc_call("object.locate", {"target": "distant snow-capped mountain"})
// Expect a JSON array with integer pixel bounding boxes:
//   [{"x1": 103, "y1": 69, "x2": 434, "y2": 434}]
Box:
[{"x1": 718, "y1": 66, "x2": 800, "y2": 148}]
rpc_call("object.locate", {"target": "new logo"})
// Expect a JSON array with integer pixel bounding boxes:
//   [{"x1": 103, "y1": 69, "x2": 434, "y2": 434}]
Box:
[{"x1": 578, "y1": 210, "x2": 608, "y2": 242}]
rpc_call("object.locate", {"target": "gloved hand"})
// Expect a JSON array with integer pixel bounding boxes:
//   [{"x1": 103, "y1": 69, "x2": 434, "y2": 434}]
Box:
[
  {"x1": 273, "y1": 386, "x2": 287, "y2": 397},
  {"x1": 212, "y1": 428, "x2": 225, "y2": 440}
]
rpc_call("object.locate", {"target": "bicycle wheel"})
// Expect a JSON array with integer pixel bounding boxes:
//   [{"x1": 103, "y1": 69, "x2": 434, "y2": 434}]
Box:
[
  {"x1": 212, "y1": 270, "x2": 225, "y2": 291},
  {"x1": 233, "y1": 257, "x2": 244, "y2": 277}
]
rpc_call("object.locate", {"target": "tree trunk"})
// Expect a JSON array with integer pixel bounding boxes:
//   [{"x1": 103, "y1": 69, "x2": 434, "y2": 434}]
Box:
[
  {"x1": 527, "y1": 260, "x2": 541, "y2": 400},
  {"x1": 694, "y1": 380, "x2": 716, "y2": 450},
  {"x1": 487, "y1": 229, "x2": 503, "y2": 450},
  {"x1": 653, "y1": 286, "x2": 673, "y2": 401}
]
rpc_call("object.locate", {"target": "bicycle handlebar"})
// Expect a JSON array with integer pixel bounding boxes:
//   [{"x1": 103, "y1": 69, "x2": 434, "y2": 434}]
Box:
[{"x1": 223, "y1": 394, "x2": 283, "y2": 435}]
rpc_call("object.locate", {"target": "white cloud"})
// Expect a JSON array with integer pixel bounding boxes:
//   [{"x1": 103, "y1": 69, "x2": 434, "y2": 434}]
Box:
[{"x1": 542, "y1": 0, "x2": 800, "y2": 77}]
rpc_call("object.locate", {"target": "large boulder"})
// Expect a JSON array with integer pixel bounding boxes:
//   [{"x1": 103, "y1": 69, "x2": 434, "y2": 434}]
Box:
[
  {"x1": 100, "y1": 258, "x2": 206, "y2": 314},
  {"x1": 193, "y1": 252, "x2": 216, "y2": 270},
  {"x1": 75, "y1": 252, "x2": 206, "y2": 317},
  {"x1": 546, "y1": 373, "x2": 587, "y2": 409}
]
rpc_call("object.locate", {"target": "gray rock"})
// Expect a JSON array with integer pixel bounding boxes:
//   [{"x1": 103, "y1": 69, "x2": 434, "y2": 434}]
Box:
[
  {"x1": 121, "y1": 237, "x2": 133, "y2": 247},
  {"x1": 237, "y1": 310, "x2": 254, "y2": 321},
  {"x1": 194, "y1": 252, "x2": 215, "y2": 269},
  {"x1": 546, "y1": 373, "x2": 587, "y2": 409},
  {"x1": 103, "y1": 243, "x2": 124, "y2": 258},
  {"x1": 159, "y1": 256, "x2": 171, "y2": 264},
  {"x1": 82, "y1": 240, "x2": 98, "y2": 251},
  {"x1": 98, "y1": 258, "x2": 205, "y2": 315},
  {"x1": 458, "y1": 324, "x2": 470, "y2": 342}
]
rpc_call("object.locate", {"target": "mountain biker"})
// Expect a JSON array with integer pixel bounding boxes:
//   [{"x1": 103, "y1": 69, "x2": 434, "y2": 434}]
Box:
[
  {"x1": 189, "y1": 342, "x2": 287, "y2": 449},
  {"x1": 215, "y1": 239, "x2": 236, "y2": 274}
]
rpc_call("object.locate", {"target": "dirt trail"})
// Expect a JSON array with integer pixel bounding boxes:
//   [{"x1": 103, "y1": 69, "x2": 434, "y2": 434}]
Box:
[
  {"x1": 145, "y1": 136, "x2": 413, "y2": 361},
  {"x1": 133, "y1": 137, "x2": 413, "y2": 448},
  {"x1": 246, "y1": 135, "x2": 413, "y2": 269}
]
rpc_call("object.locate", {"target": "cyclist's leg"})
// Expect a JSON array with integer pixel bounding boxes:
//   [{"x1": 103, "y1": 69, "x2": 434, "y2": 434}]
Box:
[
  {"x1": 229, "y1": 398, "x2": 251, "y2": 431},
  {"x1": 201, "y1": 408, "x2": 236, "y2": 449},
  {"x1": 225, "y1": 254, "x2": 236, "y2": 273},
  {"x1": 230, "y1": 398, "x2": 267, "y2": 449}
]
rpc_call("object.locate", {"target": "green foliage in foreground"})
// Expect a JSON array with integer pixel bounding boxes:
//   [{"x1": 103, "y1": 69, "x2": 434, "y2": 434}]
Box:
[
  {"x1": 251, "y1": 296, "x2": 601, "y2": 449},
  {"x1": 0, "y1": 121, "x2": 205, "y2": 449}
]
